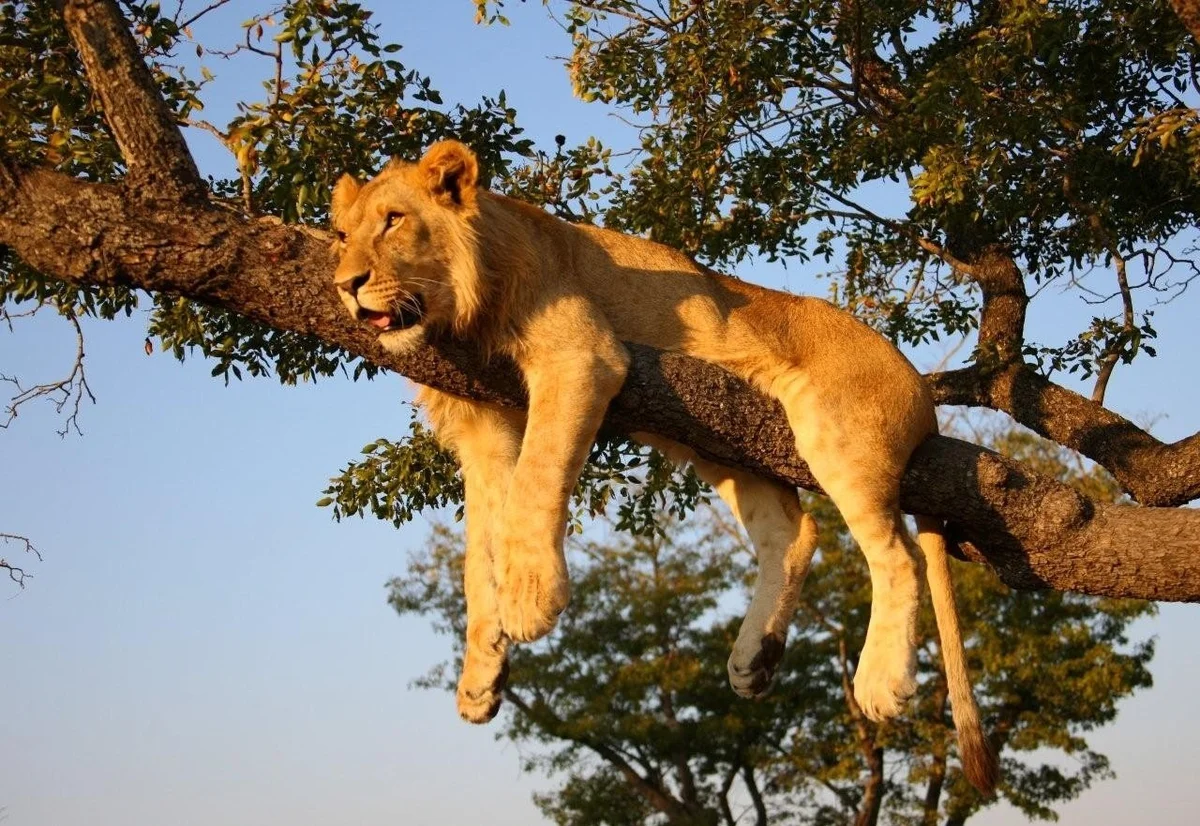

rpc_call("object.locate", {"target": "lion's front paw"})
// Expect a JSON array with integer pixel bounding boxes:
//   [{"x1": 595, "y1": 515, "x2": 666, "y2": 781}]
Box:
[
  {"x1": 456, "y1": 657, "x2": 509, "y2": 724},
  {"x1": 496, "y1": 541, "x2": 569, "y2": 643},
  {"x1": 852, "y1": 635, "x2": 917, "y2": 721},
  {"x1": 728, "y1": 633, "x2": 786, "y2": 699}
]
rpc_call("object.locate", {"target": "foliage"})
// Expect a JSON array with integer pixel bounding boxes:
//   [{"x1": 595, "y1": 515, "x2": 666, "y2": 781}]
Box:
[
  {"x1": 320, "y1": 405, "x2": 708, "y2": 537},
  {"x1": 0, "y1": 0, "x2": 534, "y2": 391},
  {"x1": 0, "y1": 3, "x2": 1172, "y2": 819},
  {"x1": 390, "y1": 436, "x2": 1154, "y2": 824},
  {"x1": 481, "y1": 0, "x2": 1200, "y2": 387}
]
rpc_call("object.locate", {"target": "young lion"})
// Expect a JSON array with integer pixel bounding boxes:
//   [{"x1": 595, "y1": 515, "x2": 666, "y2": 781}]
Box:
[{"x1": 330, "y1": 141, "x2": 998, "y2": 793}]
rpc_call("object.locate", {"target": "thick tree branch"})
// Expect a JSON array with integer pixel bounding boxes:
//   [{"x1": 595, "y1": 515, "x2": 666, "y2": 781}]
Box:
[
  {"x1": 929, "y1": 363, "x2": 1200, "y2": 508},
  {"x1": 54, "y1": 0, "x2": 207, "y2": 200},
  {"x1": 926, "y1": 246, "x2": 1200, "y2": 507},
  {"x1": 3, "y1": 163, "x2": 1200, "y2": 603}
]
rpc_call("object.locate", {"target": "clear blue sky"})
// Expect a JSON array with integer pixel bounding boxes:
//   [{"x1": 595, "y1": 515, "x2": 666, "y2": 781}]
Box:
[{"x1": 2, "y1": 3, "x2": 1198, "y2": 824}]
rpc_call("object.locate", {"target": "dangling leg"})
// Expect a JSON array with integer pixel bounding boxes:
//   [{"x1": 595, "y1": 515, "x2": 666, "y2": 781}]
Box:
[
  {"x1": 839, "y1": 501, "x2": 923, "y2": 721},
  {"x1": 492, "y1": 320, "x2": 629, "y2": 643},
  {"x1": 420, "y1": 387, "x2": 525, "y2": 723},
  {"x1": 789, "y1": 434, "x2": 924, "y2": 721},
  {"x1": 635, "y1": 434, "x2": 819, "y2": 698}
]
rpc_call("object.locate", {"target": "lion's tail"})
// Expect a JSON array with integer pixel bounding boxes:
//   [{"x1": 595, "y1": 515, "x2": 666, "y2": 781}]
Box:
[{"x1": 915, "y1": 514, "x2": 999, "y2": 796}]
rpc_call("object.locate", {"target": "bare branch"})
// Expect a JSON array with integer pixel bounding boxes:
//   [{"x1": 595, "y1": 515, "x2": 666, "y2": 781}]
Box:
[
  {"x1": 1062, "y1": 172, "x2": 1139, "y2": 405},
  {"x1": 1, "y1": 533, "x2": 43, "y2": 588},
  {"x1": 1, "y1": 307, "x2": 96, "y2": 436},
  {"x1": 178, "y1": 0, "x2": 236, "y2": 32}
]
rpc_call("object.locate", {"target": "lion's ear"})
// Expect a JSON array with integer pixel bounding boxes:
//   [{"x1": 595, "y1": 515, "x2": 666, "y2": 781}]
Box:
[
  {"x1": 419, "y1": 140, "x2": 479, "y2": 207},
  {"x1": 331, "y1": 174, "x2": 362, "y2": 220}
]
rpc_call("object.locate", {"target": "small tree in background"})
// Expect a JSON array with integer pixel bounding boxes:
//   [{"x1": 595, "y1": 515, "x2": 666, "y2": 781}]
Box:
[{"x1": 390, "y1": 429, "x2": 1154, "y2": 826}]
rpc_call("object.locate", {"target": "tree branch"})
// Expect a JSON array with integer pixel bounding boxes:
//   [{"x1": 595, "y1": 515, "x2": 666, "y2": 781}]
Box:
[
  {"x1": 717, "y1": 763, "x2": 739, "y2": 826},
  {"x1": 54, "y1": 0, "x2": 207, "y2": 200},
  {"x1": 2, "y1": 307, "x2": 96, "y2": 436},
  {"x1": 503, "y1": 688, "x2": 693, "y2": 821},
  {"x1": 926, "y1": 246, "x2": 1200, "y2": 508},
  {"x1": 741, "y1": 765, "x2": 768, "y2": 826},
  {"x1": 2, "y1": 161, "x2": 1200, "y2": 601},
  {"x1": 1, "y1": 533, "x2": 42, "y2": 588},
  {"x1": 837, "y1": 635, "x2": 884, "y2": 826}
]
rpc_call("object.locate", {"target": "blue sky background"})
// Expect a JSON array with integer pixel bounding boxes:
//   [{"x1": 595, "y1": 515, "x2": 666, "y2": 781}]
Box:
[{"x1": 2, "y1": 3, "x2": 1198, "y2": 824}]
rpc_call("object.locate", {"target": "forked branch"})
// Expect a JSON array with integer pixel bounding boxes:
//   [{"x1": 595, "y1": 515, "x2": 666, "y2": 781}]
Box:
[
  {"x1": 1, "y1": 308, "x2": 96, "y2": 436},
  {"x1": 1, "y1": 533, "x2": 42, "y2": 588}
]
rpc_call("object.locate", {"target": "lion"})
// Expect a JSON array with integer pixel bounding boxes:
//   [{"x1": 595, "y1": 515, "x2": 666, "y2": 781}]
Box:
[{"x1": 330, "y1": 140, "x2": 998, "y2": 794}]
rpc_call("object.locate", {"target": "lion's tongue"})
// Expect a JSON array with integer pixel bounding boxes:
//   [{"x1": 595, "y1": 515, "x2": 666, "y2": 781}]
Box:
[{"x1": 363, "y1": 310, "x2": 393, "y2": 330}]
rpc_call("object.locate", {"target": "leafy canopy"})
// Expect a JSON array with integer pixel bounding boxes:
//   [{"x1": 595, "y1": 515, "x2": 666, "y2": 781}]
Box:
[{"x1": 391, "y1": 427, "x2": 1153, "y2": 825}]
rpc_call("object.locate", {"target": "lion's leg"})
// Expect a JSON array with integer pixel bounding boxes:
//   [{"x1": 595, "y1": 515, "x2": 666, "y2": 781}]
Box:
[
  {"x1": 837, "y1": 501, "x2": 922, "y2": 721},
  {"x1": 792, "y1": 441, "x2": 921, "y2": 720},
  {"x1": 420, "y1": 387, "x2": 524, "y2": 723},
  {"x1": 635, "y1": 433, "x2": 819, "y2": 698},
  {"x1": 495, "y1": 328, "x2": 630, "y2": 643},
  {"x1": 783, "y1": 406, "x2": 923, "y2": 722}
]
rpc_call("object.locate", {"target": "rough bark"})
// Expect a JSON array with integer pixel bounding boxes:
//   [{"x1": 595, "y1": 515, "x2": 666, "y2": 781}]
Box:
[
  {"x1": 3, "y1": 161, "x2": 1200, "y2": 602},
  {"x1": 929, "y1": 364, "x2": 1200, "y2": 507},
  {"x1": 3, "y1": 0, "x2": 1200, "y2": 605},
  {"x1": 924, "y1": 242, "x2": 1200, "y2": 508},
  {"x1": 53, "y1": 0, "x2": 207, "y2": 200}
]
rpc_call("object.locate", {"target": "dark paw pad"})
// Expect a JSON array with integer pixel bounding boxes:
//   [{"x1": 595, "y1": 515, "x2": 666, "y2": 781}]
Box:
[
  {"x1": 729, "y1": 633, "x2": 786, "y2": 699},
  {"x1": 458, "y1": 660, "x2": 510, "y2": 724}
]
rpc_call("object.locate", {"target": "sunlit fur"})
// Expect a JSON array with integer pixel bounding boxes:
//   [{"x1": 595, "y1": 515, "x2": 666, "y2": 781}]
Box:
[{"x1": 330, "y1": 141, "x2": 998, "y2": 794}]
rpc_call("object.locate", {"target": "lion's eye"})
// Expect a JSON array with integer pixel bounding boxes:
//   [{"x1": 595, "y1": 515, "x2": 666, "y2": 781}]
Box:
[
  {"x1": 385, "y1": 211, "x2": 405, "y2": 229},
  {"x1": 335, "y1": 229, "x2": 347, "y2": 243}
]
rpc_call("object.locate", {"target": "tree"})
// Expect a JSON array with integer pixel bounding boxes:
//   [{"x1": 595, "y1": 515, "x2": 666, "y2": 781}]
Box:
[
  {"x1": 389, "y1": 425, "x2": 1154, "y2": 825},
  {"x1": 2, "y1": 3, "x2": 1199, "y2": 595}
]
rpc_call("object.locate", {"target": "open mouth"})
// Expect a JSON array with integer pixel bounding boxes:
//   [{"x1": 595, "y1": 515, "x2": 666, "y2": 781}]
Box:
[{"x1": 359, "y1": 294, "x2": 425, "y2": 331}]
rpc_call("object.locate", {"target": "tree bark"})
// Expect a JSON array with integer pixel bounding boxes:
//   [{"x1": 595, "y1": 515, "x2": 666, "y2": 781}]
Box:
[
  {"x1": 52, "y1": 0, "x2": 207, "y2": 200},
  {"x1": 4, "y1": 0, "x2": 1200, "y2": 605},
  {"x1": 926, "y1": 241, "x2": 1200, "y2": 509},
  {"x1": 3, "y1": 161, "x2": 1200, "y2": 602}
]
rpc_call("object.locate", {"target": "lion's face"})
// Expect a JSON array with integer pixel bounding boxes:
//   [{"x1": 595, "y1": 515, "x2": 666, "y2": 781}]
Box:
[{"x1": 330, "y1": 141, "x2": 482, "y2": 354}]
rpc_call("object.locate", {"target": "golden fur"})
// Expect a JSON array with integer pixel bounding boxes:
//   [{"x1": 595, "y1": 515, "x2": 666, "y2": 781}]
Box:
[{"x1": 330, "y1": 141, "x2": 998, "y2": 794}]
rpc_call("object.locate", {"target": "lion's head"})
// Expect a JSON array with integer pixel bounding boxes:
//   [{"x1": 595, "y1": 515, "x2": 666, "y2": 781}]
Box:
[{"x1": 330, "y1": 141, "x2": 485, "y2": 354}]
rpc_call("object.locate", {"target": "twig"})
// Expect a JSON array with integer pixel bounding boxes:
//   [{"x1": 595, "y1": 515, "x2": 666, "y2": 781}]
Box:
[
  {"x1": 1, "y1": 533, "x2": 42, "y2": 588},
  {"x1": 1, "y1": 308, "x2": 96, "y2": 436},
  {"x1": 178, "y1": 0, "x2": 236, "y2": 32},
  {"x1": 1062, "y1": 171, "x2": 1139, "y2": 405}
]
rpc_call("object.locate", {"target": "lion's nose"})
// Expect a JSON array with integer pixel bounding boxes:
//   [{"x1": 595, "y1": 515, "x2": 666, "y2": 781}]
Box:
[{"x1": 337, "y1": 271, "x2": 370, "y2": 297}]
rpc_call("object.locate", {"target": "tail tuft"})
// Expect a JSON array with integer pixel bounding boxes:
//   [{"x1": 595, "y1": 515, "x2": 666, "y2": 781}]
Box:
[{"x1": 959, "y1": 725, "x2": 999, "y2": 797}]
